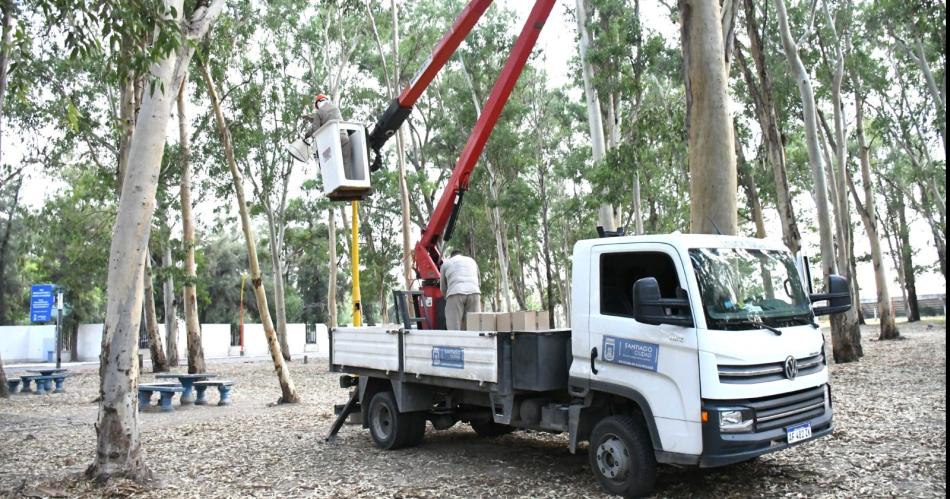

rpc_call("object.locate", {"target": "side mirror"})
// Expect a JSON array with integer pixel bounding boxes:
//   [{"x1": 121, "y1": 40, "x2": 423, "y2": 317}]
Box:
[
  {"x1": 632, "y1": 277, "x2": 694, "y2": 327},
  {"x1": 811, "y1": 274, "x2": 852, "y2": 316}
]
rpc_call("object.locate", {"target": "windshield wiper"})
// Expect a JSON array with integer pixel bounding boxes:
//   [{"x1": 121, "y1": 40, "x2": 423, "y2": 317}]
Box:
[
  {"x1": 782, "y1": 316, "x2": 820, "y2": 329},
  {"x1": 750, "y1": 317, "x2": 783, "y2": 336}
]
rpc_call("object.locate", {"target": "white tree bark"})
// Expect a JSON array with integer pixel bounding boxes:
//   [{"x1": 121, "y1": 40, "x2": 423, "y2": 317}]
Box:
[
  {"x1": 201, "y1": 62, "x2": 299, "y2": 403},
  {"x1": 680, "y1": 0, "x2": 738, "y2": 235},
  {"x1": 162, "y1": 242, "x2": 179, "y2": 366},
  {"x1": 775, "y1": 0, "x2": 862, "y2": 363},
  {"x1": 177, "y1": 76, "x2": 206, "y2": 375},
  {"x1": 89, "y1": 0, "x2": 224, "y2": 480},
  {"x1": 575, "y1": 0, "x2": 616, "y2": 232},
  {"x1": 853, "y1": 95, "x2": 899, "y2": 340}
]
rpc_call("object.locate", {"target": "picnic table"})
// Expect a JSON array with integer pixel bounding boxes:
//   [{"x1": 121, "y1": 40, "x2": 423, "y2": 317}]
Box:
[
  {"x1": 26, "y1": 368, "x2": 68, "y2": 376},
  {"x1": 154, "y1": 373, "x2": 217, "y2": 405},
  {"x1": 20, "y1": 372, "x2": 71, "y2": 394}
]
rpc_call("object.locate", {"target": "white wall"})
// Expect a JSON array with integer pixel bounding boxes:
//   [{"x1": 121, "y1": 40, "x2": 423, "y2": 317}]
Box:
[
  {"x1": 5, "y1": 321, "x2": 329, "y2": 364},
  {"x1": 0, "y1": 325, "x2": 57, "y2": 362}
]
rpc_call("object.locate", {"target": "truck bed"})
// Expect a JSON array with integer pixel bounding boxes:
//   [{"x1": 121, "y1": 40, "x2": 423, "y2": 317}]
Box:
[{"x1": 330, "y1": 326, "x2": 572, "y2": 391}]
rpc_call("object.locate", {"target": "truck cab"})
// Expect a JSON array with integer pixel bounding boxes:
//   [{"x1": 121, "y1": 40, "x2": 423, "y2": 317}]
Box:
[
  {"x1": 568, "y1": 235, "x2": 838, "y2": 473},
  {"x1": 328, "y1": 234, "x2": 851, "y2": 497}
]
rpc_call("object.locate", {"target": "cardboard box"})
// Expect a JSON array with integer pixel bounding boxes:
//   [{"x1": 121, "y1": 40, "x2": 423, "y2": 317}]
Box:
[
  {"x1": 465, "y1": 312, "x2": 485, "y2": 331},
  {"x1": 510, "y1": 311, "x2": 537, "y2": 331},
  {"x1": 466, "y1": 312, "x2": 498, "y2": 331},
  {"x1": 536, "y1": 311, "x2": 550, "y2": 330},
  {"x1": 495, "y1": 312, "x2": 512, "y2": 332}
]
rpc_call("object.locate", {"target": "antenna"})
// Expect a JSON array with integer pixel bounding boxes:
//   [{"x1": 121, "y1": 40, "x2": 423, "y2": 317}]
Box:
[{"x1": 708, "y1": 217, "x2": 724, "y2": 236}]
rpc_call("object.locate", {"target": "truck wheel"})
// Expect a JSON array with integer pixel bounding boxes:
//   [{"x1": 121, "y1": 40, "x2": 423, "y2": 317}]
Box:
[
  {"x1": 368, "y1": 391, "x2": 421, "y2": 450},
  {"x1": 470, "y1": 421, "x2": 515, "y2": 437},
  {"x1": 588, "y1": 415, "x2": 656, "y2": 498}
]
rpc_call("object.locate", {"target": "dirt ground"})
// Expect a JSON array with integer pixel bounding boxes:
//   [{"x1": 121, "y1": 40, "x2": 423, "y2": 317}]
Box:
[{"x1": 1, "y1": 320, "x2": 945, "y2": 498}]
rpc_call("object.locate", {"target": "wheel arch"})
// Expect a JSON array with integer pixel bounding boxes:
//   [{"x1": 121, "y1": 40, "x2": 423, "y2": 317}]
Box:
[{"x1": 571, "y1": 379, "x2": 663, "y2": 453}]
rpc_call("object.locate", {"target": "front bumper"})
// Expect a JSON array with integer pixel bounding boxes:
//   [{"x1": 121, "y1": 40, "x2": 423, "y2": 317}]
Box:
[{"x1": 699, "y1": 384, "x2": 833, "y2": 467}]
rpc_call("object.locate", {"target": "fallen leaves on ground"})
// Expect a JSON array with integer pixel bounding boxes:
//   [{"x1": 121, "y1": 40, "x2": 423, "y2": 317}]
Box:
[{"x1": 0, "y1": 320, "x2": 945, "y2": 497}]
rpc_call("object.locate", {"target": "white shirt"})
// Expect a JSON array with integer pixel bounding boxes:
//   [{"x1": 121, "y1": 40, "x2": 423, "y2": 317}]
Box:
[{"x1": 440, "y1": 255, "x2": 481, "y2": 297}]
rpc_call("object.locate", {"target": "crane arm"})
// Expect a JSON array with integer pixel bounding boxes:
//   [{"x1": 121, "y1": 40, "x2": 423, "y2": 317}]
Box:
[
  {"x1": 367, "y1": 0, "x2": 556, "y2": 329},
  {"x1": 367, "y1": 0, "x2": 494, "y2": 157}
]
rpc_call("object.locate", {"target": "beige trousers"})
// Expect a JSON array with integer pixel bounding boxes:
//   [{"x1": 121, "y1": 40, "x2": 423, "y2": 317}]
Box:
[{"x1": 445, "y1": 294, "x2": 481, "y2": 330}]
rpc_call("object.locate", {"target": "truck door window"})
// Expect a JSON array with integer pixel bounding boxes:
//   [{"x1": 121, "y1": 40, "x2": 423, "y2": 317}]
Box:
[{"x1": 600, "y1": 252, "x2": 680, "y2": 318}]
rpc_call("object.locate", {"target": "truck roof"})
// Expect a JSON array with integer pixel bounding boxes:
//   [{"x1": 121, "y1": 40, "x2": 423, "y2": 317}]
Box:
[{"x1": 572, "y1": 233, "x2": 790, "y2": 255}]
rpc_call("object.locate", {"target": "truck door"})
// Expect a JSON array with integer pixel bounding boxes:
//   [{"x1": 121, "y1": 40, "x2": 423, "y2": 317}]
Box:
[{"x1": 586, "y1": 243, "x2": 702, "y2": 454}]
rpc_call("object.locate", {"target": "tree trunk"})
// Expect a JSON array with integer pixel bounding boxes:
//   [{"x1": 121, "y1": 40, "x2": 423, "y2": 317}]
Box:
[
  {"x1": 143, "y1": 256, "x2": 169, "y2": 372},
  {"x1": 918, "y1": 186, "x2": 947, "y2": 280},
  {"x1": 575, "y1": 0, "x2": 616, "y2": 232},
  {"x1": 178, "y1": 76, "x2": 206, "y2": 375},
  {"x1": 89, "y1": 2, "x2": 185, "y2": 482},
  {"x1": 895, "y1": 189, "x2": 921, "y2": 321},
  {"x1": 87, "y1": 0, "x2": 223, "y2": 478},
  {"x1": 459, "y1": 60, "x2": 512, "y2": 312},
  {"x1": 265, "y1": 207, "x2": 292, "y2": 361},
  {"x1": 328, "y1": 209, "x2": 338, "y2": 328},
  {"x1": 852, "y1": 95, "x2": 899, "y2": 340},
  {"x1": 0, "y1": 350, "x2": 8, "y2": 398},
  {"x1": 201, "y1": 62, "x2": 299, "y2": 403},
  {"x1": 740, "y1": 0, "x2": 801, "y2": 253},
  {"x1": 391, "y1": 0, "x2": 414, "y2": 291},
  {"x1": 775, "y1": 0, "x2": 860, "y2": 363},
  {"x1": 680, "y1": 0, "x2": 738, "y2": 235},
  {"x1": 0, "y1": 1, "x2": 14, "y2": 167},
  {"x1": 162, "y1": 243, "x2": 179, "y2": 366}
]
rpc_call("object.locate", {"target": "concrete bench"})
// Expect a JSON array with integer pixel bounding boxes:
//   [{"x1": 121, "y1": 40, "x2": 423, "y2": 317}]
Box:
[
  {"x1": 138, "y1": 383, "x2": 184, "y2": 412},
  {"x1": 21, "y1": 374, "x2": 70, "y2": 395},
  {"x1": 193, "y1": 380, "x2": 235, "y2": 406},
  {"x1": 6, "y1": 377, "x2": 21, "y2": 394}
]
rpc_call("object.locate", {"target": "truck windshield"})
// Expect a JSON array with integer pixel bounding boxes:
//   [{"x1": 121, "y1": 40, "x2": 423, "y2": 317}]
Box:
[{"x1": 689, "y1": 247, "x2": 811, "y2": 329}]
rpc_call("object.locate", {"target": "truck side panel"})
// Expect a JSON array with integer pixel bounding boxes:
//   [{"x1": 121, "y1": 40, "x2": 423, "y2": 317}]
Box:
[
  {"x1": 333, "y1": 326, "x2": 400, "y2": 372},
  {"x1": 404, "y1": 329, "x2": 498, "y2": 383}
]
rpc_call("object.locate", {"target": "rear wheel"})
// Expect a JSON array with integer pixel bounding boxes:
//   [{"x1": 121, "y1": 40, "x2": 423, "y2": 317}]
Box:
[
  {"x1": 588, "y1": 415, "x2": 656, "y2": 498},
  {"x1": 471, "y1": 420, "x2": 515, "y2": 437},
  {"x1": 367, "y1": 391, "x2": 425, "y2": 449}
]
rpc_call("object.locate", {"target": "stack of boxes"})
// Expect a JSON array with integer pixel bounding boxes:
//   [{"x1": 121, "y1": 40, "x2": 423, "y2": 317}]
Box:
[{"x1": 465, "y1": 310, "x2": 552, "y2": 332}]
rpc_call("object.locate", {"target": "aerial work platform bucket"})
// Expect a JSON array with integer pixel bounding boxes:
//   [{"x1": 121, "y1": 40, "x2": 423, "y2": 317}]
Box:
[{"x1": 315, "y1": 120, "x2": 371, "y2": 202}]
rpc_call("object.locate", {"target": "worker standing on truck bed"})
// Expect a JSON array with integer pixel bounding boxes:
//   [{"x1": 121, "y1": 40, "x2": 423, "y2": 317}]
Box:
[
  {"x1": 440, "y1": 250, "x2": 481, "y2": 330},
  {"x1": 302, "y1": 94, "x2": 352, "y2": 172}
]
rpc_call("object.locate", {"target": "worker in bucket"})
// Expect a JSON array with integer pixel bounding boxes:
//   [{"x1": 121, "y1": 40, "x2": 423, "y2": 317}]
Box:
[
  {"x1": 302, "y1": 94, "x2": 352, "y2": 171},
  {"x1": 439, "y1": 249, "x2": 481, "y2": 330}
]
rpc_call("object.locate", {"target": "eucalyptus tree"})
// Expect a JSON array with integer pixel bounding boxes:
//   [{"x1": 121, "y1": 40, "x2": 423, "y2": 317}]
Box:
[
  {"x1": 774, "y1": 0, "x2": 861, "y2": 363},
  {"x1": 201, "y1": 59, "x2": 300, "y2": 404},
  {"x1": 679, "y1": 0, "x2": 738, "y2": 235},
  {"x1": 85, "y1": 0, "x2": 225, "y2": 481}
]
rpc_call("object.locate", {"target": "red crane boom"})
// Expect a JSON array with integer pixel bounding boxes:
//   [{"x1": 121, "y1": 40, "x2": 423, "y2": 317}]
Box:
[{"x1": 368, "y1": 0, "x2": 556, "y2": 329}]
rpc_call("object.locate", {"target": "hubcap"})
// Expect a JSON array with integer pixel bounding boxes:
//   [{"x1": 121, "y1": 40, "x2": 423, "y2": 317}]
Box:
[
  {"x1": 371, "y1": 402, "x2": 393, "y2": 440},
  {"x1": 596, "y1": 434, "x2": 630, "y2": 481}
]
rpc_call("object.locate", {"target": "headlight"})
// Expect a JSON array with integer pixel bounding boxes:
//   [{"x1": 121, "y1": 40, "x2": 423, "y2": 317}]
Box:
[{"x1": 719, "y1": 408, "x2": 754, "y2": 433}]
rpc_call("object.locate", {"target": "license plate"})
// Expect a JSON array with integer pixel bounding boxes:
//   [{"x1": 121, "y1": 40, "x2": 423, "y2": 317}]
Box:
[{"x1": 786, "y1": 422, "x2": 812, "y2": 444}]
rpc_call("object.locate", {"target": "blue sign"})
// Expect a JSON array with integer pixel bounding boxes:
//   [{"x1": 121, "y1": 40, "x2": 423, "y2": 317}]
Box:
[
  {"x1": 602, "y1": 336, "x2": 659, "y2": 372},
  {"x1": 30, "y1": 284, "x2": 55, "y2": 323},
  {"x1": 431, "y1": 346, "x2": 465, "y2": 369}
]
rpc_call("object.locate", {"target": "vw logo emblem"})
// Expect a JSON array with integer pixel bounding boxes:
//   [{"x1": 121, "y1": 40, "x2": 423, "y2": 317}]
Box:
[{"x1": 784, "y1": 356, "x2": 799, "y2": 380}]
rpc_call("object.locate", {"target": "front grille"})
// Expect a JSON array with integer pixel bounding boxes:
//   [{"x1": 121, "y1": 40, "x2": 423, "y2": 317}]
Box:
[
  {"x1": 718, "y1": 353, "x2": 824, "y2": 384},
  {"x1": 748, "y1": 385, "x2": 827, "y2": 432}
]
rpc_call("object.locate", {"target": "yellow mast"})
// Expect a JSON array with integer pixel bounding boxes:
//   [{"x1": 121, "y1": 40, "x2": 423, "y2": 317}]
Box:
[{"x1": 351, "y1": 200, "x2": 362, "y2": 326}]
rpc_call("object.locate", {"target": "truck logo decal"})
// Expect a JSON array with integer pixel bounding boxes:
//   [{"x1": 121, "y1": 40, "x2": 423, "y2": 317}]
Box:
[
  {"x1": 432, "y1": 346, "x2": 464, "y2": 369},
  {"x1": 602, "y1": 336, "x2": 659, "y2": 372},
  {"x1": 784, "y1": 356, "x2": 798, "y2": 380}
]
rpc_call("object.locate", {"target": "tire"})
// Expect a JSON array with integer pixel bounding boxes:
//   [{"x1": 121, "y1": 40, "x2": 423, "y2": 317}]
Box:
[
  {"x1": 367, "y1": 391, "x2": 424, "y2": 450},
  {"x1": 587, "y1": 415, "x2": 656, "y2": 498},
  {"x1": 470, "y1": 421, "x2": 515, "y2": 437}
]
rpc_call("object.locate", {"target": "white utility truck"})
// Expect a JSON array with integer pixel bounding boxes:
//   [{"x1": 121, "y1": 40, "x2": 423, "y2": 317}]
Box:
[{"x1": 327, "y1": 234, "x2": 852, "y2": 497}]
